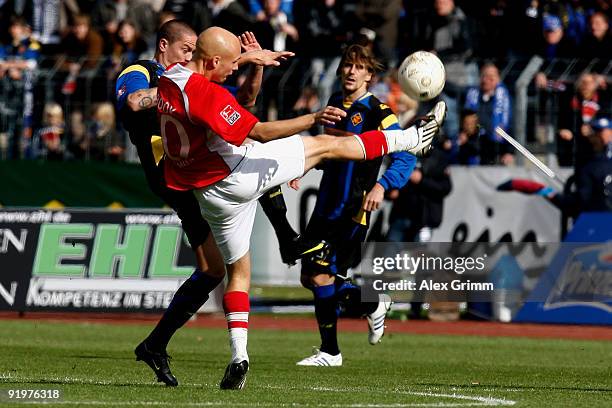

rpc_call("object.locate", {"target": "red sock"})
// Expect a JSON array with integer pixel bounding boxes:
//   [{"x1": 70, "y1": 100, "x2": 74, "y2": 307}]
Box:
[
  {"x1": 223, "y1": 291, "x2": 250, "y2": 330},
  {"x1": 355, "y1": 130, "x2": 388, "y2": 160}
]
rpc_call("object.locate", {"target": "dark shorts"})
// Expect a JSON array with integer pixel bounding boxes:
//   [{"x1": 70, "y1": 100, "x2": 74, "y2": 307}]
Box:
[
  {"x1": 157, "y1": 185, "x2": 210, "y2": 249},
  {"x1": 301, "y1": 214, "x2": 368, "y2": 276}
]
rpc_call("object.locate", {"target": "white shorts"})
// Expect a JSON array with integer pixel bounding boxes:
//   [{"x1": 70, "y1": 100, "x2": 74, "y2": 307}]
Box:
[{"x1": 193, "y1": 135, "x2": 305, "y2": 264}]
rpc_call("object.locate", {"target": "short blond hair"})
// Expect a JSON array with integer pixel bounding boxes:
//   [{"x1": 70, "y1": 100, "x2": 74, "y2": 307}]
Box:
[{"x1": 43, "y1": 103, "x2": 64, "y2": 126}]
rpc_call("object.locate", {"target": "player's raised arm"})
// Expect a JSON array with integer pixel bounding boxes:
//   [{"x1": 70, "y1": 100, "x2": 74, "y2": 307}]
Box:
[{"x1": 248, "y1": 106, "x2": 346, "y2": 142}]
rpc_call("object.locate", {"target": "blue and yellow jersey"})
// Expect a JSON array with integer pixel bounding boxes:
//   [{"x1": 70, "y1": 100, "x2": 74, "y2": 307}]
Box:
[
  {"x1": 314, "y1": 91, "x2": 416, "y2": 221},
  {"x1": 0, "y1": 37, "x2": 40, "y2": 63},
  {"x1": 115, "y1": 60, "x2": 167, "y2": 193},
  {"x1": 115, "y1": 60, "x2": 164, "y2": 112}
]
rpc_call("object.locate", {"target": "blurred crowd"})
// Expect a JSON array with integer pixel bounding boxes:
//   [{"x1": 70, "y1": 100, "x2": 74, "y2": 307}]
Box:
[{"x1": 0, "y1": 0, "x2": 610, "y2": 166}]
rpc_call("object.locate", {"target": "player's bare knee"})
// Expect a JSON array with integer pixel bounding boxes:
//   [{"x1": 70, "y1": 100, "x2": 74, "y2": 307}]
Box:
[{"x1": 311, "y1": 273, "x2": 335, "y2": 287}]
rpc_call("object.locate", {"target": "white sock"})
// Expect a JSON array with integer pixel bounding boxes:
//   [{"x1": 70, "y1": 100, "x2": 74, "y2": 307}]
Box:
[
  {"x1": 228, "y1": 328, "x2": 249, "y2": 363},
  {"x1": 383, "y1": 127, "x2": 419, "y2": 153}
]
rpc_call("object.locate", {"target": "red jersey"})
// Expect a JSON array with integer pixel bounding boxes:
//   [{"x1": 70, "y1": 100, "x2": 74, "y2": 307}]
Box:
[{"x1": 157, "y1": 63, "x2": 259, "y2": 190}]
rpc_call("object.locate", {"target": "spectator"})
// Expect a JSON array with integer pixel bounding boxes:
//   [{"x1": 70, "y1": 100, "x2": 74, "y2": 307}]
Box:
[
  {"x1": 0, "y1": 15, "x2": 39, "y2": 89},
  {"x1": 464, "y1": 63, "x2": 513, "y2": 165},
  {"x1": 87, "y1": 102, "x2": 125, "y2": 161},
  {"x1": 577, "y1": 116, "x2": 612, "y2": 212},
  {"x1": 504, "y1": 0, "x2": 542, "y2": 57},
  {"x1": 249, "y1": 0, "x2": 293, "y2": 22},
  {"x1": 539, "y1": 14, "x2": 577, "y2": 59},
  {"x1": 91, "y1": 0, "x2": 156, "y2": 47},
  {"x1": 411, "y1": 0, "x2": 478, "y2": 141},
  {"x1": 19, "y1": 0, "x2": 80, "y2": 56},
  {"x1": 498, "y1": 116, "x2": 611, "y2": 216},
  {"x1": 348, "y1": 0, "x2": 403, "y2": 67},
  {"x1": 582, "y1": 11, "x2": 611, "y2": 61},
  {"x1": 160, "y1": 1, "x2": 211, "y2": 32},
  {"x1": 253, "y1": 0, "x2": 297, "y2": 51},
  {"x1": 557, "y1": 72, "x2": 611, "y2": 169},
  {"x1": 293, "y1": 0, "x2": 345, "y2": 106},
  {"x1": 535, "y1": 14, "x2": 583, "y2": 90},
  {"x1": 253, "y1": 0, "x2": 299, "y2": 119},
  {"x1": 111, "y1": 19, "x2": 148, "y2": 69},
  {"x1": 469, "y1": 0, "x2": 512, "y2": 60},
  {"x1": 456, "y1": 109, "x2": 480, "y2": 165},
  {"x1": 386, "y1": 147, "x2": 452, "y2": 243},
  {"x1": 60, "y1": 14, "x2": 104, "y2": 95},
  {"x1": 67, "y1": 110, "x2": 87, "y2": 159},
  {"x1": 541, "y1": 0, "x2": 589, "y2": 46},
  {"x1": 209, "y1": 0, "x2": 254, "y2": 36},
  {"x1": 33, "y1": 102, "x2": 65, "y2": 160},
  {"x1": 0, "y1": 16, "x2": 40, "y2": 158}
]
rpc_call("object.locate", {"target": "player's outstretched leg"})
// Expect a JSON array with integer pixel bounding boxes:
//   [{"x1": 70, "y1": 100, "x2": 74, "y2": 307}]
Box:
[
  {"x1": 135, "y1": 268, "x2": 224, "y2": 386},
  {"x1": 360, "y1": 100, "x2": 447, "y2": 158},
  {"x1": 302, "y1": 101, "x2": 446, "y2": 171}
]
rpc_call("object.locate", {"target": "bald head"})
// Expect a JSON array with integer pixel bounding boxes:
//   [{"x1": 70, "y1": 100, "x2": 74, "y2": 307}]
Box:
[
  {"x1": 192, "y1": 26, "x2": 242, "y2": 83},
  {"x1": 195, "y1": 27, "x2": 241, "y2": 60}
]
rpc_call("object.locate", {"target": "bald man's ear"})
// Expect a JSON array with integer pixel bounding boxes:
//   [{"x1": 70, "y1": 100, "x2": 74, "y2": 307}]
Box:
[
  {"x1": 159, "y1": 38, "x2": 168, "y2": 53},
  {"x1": 204, "y1": 57, "x2": 218, "y2": 70}
]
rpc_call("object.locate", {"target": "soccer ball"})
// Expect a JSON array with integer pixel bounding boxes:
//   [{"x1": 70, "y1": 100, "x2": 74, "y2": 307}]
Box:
[{"x1": 398, "y1": 51, "x2": 446, "y2": 101}]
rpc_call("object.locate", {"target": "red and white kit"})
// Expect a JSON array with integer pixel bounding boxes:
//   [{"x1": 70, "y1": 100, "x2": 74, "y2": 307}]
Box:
[{"x1": 158, "y1": 63, "x2": 306, "y2": 263}]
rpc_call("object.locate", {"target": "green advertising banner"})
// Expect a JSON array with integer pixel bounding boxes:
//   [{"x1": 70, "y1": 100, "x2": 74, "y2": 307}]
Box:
[
  {"x1": 0, "y1": 161, "x2": 164, "y2": 208},
  {"x1": 0, "y1": 208, "x2": 203, "y2": 312}
]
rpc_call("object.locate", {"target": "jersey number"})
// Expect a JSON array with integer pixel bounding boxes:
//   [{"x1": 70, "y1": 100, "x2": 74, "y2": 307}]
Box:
[{"x1": 160, "y1": 114, "x2": 190, "y2": 160}]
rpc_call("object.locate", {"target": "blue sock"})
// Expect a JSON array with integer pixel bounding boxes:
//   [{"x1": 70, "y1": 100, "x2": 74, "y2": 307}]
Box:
[
  {"x1": 336, "y1": 281, "x2": 378, "y2": 316},
  {"x1": 147, "y1": 269, "x2": 223, "y2": 350},
  {"x1": 313, "y1": 283, "x2": 340, "y2": 355}
]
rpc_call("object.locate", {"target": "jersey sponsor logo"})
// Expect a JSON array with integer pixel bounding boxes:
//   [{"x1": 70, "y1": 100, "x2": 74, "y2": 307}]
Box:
[
  {"x1": 351, "y1": 112, "x2": 363, "y2": 126},
  {"x1": 220, "y1": 105, "x2": 241, "y2": 125}
]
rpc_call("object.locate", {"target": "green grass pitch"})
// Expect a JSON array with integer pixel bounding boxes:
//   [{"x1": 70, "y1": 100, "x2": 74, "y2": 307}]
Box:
[{"x1": 0, "y1": 319, "x2": 610, "y2": 407}]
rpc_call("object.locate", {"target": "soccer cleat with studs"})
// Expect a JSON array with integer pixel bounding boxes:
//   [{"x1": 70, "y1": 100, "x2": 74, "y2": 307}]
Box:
[
  {"x1": 135, "y1": 341, "x2": 178, "y2": 387},
  {"x1": 220, "y1": 360, "x2": 249, "y2": 390},
  {"x1": 279, "y1": 235, "x2": 330, "y2": 266},
  {"x1": 296, "y1": 349, "x2": 343, "y2": 367},
  {"x1": 367, "y1": 294, "x2": 392, "y2": 345}
]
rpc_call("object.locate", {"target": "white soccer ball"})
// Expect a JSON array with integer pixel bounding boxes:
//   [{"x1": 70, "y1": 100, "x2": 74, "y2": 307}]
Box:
[{"x1": 398, "y1": 51, "x2": 446, "y2": 101}]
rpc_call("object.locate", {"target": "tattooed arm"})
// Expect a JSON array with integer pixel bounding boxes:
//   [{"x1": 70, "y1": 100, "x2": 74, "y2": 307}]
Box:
[{"x1": 127, "y1": 87, "x2": 158, "y2": 112}]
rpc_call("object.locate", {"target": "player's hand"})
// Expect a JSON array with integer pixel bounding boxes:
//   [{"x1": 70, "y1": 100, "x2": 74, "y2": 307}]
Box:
[
  {"x1": 288, "y1": 178, "x2": 301, "y2": 190},
  {"x1": 243, "y1": 49, "x2": 295, "y2": 67},
  {"x1": 314, "y1": 106, "x2": 346, "y2": 126},
  {"x1": 240, "y1": 31, "x2": 261, "y2": 52},
  {"x1": 363, "y1": 183, "x2": 385, "y2": 211}
]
